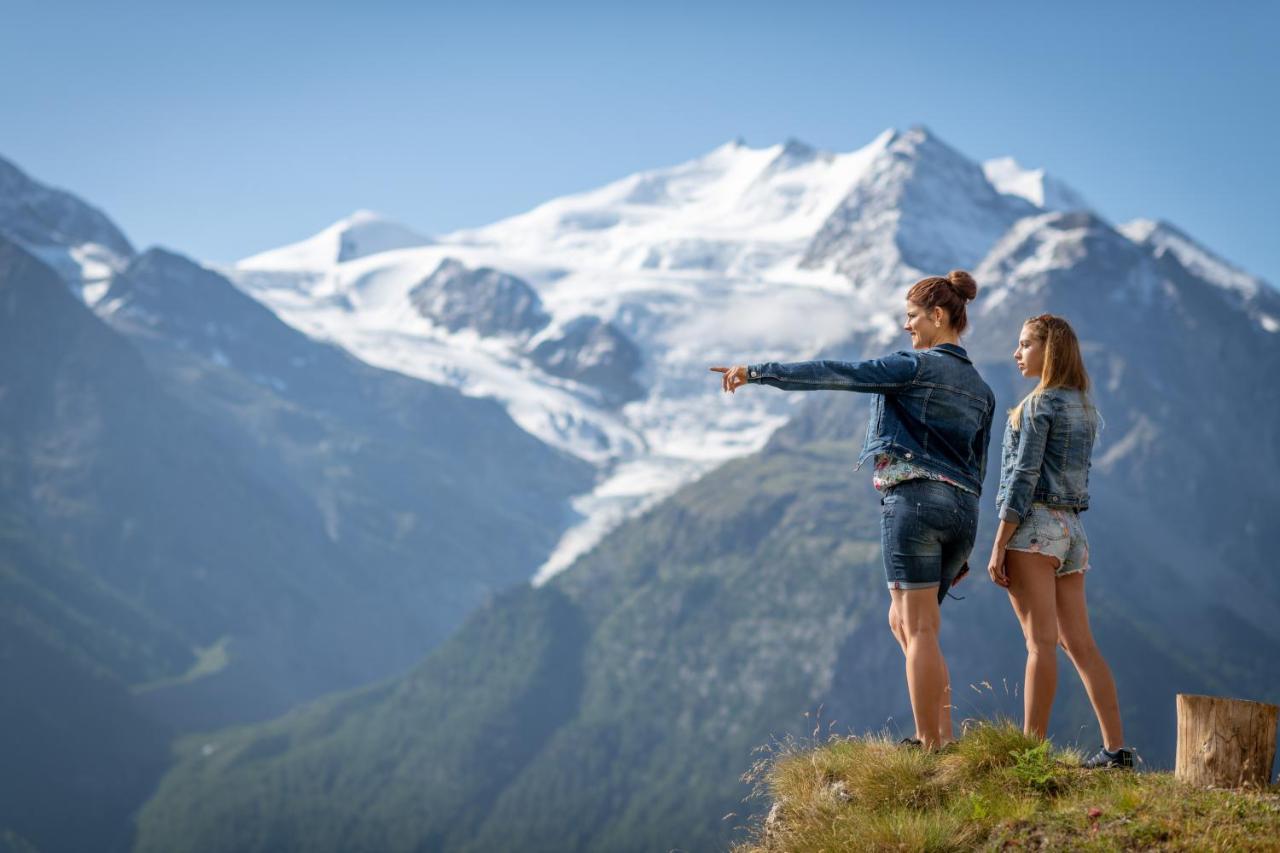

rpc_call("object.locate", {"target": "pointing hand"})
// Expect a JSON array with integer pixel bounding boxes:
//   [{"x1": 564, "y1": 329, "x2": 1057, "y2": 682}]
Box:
[{"x1": 710, "y1": 365, "x2": 748, "y2": 394}]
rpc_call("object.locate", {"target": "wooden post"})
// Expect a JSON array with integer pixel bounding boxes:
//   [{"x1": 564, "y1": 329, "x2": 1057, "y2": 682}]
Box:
[{"x1": 1175, "y1": 694, "x2": 1279, "y2": 788}]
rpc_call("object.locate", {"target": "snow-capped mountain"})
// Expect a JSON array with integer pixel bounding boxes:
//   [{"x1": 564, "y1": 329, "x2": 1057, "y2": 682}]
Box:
[
  {"x1": 984, "y1": 155, "x2": 1091, "y2": 212},
  {"x1": 0, "y1": 155, "x2": 134, "y2": 301},
  {"x1": 228, "y1": 126, "x2": 1276, "y2": 584},
  {"x1": 240, "y1": 209, "x2": 432, "y2": 271}
]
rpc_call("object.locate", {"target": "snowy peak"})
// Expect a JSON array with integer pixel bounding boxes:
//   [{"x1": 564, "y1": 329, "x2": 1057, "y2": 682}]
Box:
[
  {"x1": 0, "y1": 155, "x2": 134, "y2": 296},
  {"x1": 238, "y1": 209, "x2": 432, "y2": 271},
  {"x1": 0, "y1": 156, "x2": 134, "y2": 258},
  {"x1": 983, "y1": 156, "x2": 1090, "y2": 212},
  {"x1": 976, "y1": 211, "x2": 1136, "y2": 301},
  {"x1": 760, "y1": 138, "x2": 828, "y2": 175},
  {"x1": 802, "y1": 126, "x2": 1036, "y2": 285},
  {"x1": 1119, "y1": 218, "x2": 1264, "y2": 299},
  {"x1": 102, "y1": 247, "x2": 280, "y2": 332},
  {"x1": 451, "y1": 131, "x2": 889, "y2": 277}
]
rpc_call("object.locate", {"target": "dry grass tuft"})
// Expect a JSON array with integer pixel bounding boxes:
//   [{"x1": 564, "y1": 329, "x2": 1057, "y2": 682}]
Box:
[{"x1": 733, "y1": 720, "x2": 1280, "y2": 852}]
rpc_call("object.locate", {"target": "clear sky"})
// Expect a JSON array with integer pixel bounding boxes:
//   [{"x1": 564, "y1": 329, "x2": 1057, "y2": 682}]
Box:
[{"x1": 3, "y1": 0, "x2": 1276, "y2": 282}]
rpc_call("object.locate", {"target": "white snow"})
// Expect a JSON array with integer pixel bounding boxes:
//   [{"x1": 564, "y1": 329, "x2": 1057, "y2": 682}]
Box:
[
  {"x1": 227, "y1": 135, "x2": 917, "y2": 581},
  {"x1": 984, "y1": 156, "x2": 1090, "y2": 212},
  {"x1": 238, "y1": 210, "x2": 432, "y2": 271},
  {"x1": 226, "y1": 129, "x2": 1270, "y2": 584},
  {"x1": 1119, "y1": 218, "x2": 1261, "y2": 299}
]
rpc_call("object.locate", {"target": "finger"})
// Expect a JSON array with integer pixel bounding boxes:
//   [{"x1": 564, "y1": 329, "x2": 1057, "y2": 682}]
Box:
[{"x1": 710, "y1": 367, "x2": 727, "y2": 373}]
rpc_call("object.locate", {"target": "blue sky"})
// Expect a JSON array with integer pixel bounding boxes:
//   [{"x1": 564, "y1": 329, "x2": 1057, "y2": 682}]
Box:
[{"x1": 3, "y1": 0, "x2": 1277, "y2": 281}]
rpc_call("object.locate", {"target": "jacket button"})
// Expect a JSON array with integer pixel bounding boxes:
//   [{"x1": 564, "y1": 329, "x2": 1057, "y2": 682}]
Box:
[{"x1": 904, "y1": 452, "x2": 913, "y2": 459}]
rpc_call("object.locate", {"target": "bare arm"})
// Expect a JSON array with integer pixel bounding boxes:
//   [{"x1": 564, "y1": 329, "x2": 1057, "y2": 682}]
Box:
[{"x1": 987, "y1": 517, "x2": 1019, "y2": 587}]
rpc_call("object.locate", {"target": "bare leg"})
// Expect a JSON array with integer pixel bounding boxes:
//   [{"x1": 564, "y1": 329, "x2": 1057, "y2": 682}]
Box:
[
  {"x1": 888, "y1": 600, "x2": 908, "y2": 654},
  {"x1": 1005, "y1": 550, "x2": 1060, "y2": 739},
  {"x1": 1056, "y1": 572, "x2": 1124, "y2": 750},
  {"x1": 940, "y1": 656, "x2": 954, "y2": 745},
  {"x1": 891, "y1": 588, "x2": 946, "y2": 748},
  {"x1": 889, "y1": 599, "x2": 951, "y2": 743}
]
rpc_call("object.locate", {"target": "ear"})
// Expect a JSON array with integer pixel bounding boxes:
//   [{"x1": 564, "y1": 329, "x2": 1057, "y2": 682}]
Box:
[{"x1": 932, "y1": 306, "x2": 946, "y2": 325}]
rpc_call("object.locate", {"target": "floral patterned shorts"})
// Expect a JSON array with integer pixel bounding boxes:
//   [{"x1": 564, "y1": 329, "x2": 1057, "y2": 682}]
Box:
[{"x1": 1006, "y1": 503, "x2": 1090, "y2": 576}]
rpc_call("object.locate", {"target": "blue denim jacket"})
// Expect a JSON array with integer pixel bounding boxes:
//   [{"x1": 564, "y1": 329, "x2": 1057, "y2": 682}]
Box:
[
  {"x1": 747, "y1": 343, "x2": 996, "y2": 495},
  {"x1": 996, "y1": 387, "x2": 1098, "y2": 523}
]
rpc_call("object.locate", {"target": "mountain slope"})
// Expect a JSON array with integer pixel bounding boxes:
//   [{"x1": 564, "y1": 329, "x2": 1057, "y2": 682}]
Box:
[
  {"x1": 134, "y1": 128, "x2": 1280, "y2": 852},
  {"x1": 86, "y1": 245, "x2": 595, "y2": 728},
  {"x1": 0, "y1": 154, "x2": 133, "y2": 298}
]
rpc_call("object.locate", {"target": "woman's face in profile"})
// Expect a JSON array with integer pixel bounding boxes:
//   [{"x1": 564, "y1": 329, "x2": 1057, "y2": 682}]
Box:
[
  {"x1": 903, "y1": 299, "x2": 938, "y2": 350},
  {"x1": 1013, "y1": 324, "x2": 1046, "y2": 378}
]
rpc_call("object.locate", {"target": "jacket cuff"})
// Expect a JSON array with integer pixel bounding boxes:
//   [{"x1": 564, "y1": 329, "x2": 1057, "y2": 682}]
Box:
[
  {"x1": 999, "y1": 505, "x2": 1024, "y2": 524},
  {"x1": 746, "y1": 363, "x2": 766, "y2": 383}
]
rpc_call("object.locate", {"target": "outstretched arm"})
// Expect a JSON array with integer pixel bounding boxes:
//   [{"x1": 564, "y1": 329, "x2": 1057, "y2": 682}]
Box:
[{"x1": 740, "y1": 353, "x2": 919, "y2": 393}]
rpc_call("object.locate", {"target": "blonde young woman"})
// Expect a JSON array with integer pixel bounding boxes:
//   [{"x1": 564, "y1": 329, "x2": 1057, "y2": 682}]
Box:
[{"x1": 987, "y1": 314, "x2": 1132, "y2": 769}]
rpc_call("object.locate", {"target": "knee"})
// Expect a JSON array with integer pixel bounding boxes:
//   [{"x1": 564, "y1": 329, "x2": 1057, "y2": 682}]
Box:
[
  {"x1": 887, "y1": 606, "x2": 908, "y2": 646},
  {"x1": 1024, "y1": 626, "x2": 1058, "y2": 656},
  {"x1": 1059, "y1": 631, "x2": 1097, "y2": 661},
  {"x1": 903, "y1": 617, "x2": 940, "y2": 642}
]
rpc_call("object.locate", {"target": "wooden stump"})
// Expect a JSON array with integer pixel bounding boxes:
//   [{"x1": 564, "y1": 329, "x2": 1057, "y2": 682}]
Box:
[{"x1": 1175, "y1": 694, "x2": 1279, "y2": 788}]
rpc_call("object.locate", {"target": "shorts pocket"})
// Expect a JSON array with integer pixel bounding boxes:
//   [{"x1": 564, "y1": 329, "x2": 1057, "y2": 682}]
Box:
[{"x1": 1032, "y1": 509, "x2": 1069, "y2": 543}]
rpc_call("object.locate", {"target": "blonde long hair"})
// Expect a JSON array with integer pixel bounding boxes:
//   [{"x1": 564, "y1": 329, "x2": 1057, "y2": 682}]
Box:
[{"x1": 1008, "y1": 314, "x2": 1092, "y2": 430}]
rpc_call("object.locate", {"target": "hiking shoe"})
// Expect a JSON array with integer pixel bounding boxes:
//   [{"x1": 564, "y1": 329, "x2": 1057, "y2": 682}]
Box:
[
  {"x1": 1081, "y1": 746, "x2": 1133, "y2": 769},
  {"x1": 897, "y1": 737, "x2": 923, "y2": 748}
]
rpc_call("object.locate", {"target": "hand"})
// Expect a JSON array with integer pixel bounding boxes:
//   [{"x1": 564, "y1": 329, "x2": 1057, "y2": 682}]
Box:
[
  {"x1": 988, "y1": 547, "x2": 1009, "y2": 587},
  {"x1": 710, "y1": 365, "x2": 748, "y2": 394}
]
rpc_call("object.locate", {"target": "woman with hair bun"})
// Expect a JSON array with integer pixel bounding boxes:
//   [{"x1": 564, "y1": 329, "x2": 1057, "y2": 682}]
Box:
[
  {"x1": 988, "y1": 314, "x2": 1132, "y2": 769},
  {"x1": 711, "y1": 270, "x2": 995, "y2": 750}
]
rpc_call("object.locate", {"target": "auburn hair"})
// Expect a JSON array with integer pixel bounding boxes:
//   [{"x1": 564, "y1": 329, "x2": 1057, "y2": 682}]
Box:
[
  {"x1": 1008, "y1": 314, "x2": 1093, "y2": 431},
  {"x1": 906, "y1": 269, "x2": 978, "y2": 335}
]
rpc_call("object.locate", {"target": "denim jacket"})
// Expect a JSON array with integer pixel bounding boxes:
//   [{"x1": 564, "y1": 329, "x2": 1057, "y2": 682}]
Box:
[
  {"x1": 995, "y1": 387, "x2": 1098, "y2": 523},
  {"x1": 747, "y1": 343, "x2": 996, "y2": 495}
]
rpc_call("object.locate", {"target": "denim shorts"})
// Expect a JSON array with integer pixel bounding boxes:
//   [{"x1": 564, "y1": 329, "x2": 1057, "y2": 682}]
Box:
[
  {"x1": 1006, "y1": 503, "x2": 1090, "y2": 576},
  {"x1": 880, "y1": 479, "x2": 979, "y2": 603}
]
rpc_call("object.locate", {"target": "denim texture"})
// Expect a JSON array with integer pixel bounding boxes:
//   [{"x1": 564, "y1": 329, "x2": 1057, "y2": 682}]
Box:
[
  {"x1": 996, "y1": 387, "x2": 1098, "y2": 523},
  {"x1": 880, "y1": 479, "x2": 979, "y2": 603},
  {"x1": 747, "y1": 343, "x2": 996, "y2": 495},
  {"x1": 1005, "y1": 503, "x2": 1090, "y2": 576}
]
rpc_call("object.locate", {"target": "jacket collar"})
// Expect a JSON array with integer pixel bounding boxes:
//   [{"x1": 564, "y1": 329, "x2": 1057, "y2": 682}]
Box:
[{"x1": 932, "y1": 342, "x2": 971, "y2": 363}]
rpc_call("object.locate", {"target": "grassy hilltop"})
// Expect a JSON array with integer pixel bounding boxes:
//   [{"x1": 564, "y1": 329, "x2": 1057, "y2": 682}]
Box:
[{"x1": 735, "y1": 722, "x2": 1280, "y2": 852}]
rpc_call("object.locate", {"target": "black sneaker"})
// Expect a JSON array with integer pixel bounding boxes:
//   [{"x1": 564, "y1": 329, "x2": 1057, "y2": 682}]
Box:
[
  {"x1": 897, "y1": 737, "x2": 923, "y2": 749},
  {"x1": 1081, "y1": 746, "x2": 1133, "y2": 769}
]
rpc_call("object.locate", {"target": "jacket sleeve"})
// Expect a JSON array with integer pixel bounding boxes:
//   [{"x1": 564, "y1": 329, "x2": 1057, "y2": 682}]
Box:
[
  {"x1": 746, "y1": 352, "x2": 919, "y2": 393},
  {"x1": 998, "y1": 394, "x2": 1057, "y2": 523},
  {"x1": 975, "y1": 392, "x2": 995, "y2": 496}
]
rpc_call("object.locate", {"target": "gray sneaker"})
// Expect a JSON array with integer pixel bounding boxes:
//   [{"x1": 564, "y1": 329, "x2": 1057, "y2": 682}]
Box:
[{"x1": 1081, "y1": 746, "x2": 1133, "y2": 769}]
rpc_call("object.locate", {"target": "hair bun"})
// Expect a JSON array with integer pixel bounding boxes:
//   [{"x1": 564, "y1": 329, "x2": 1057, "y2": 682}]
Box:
[{"x1": 946, "y1": 269, "x2": 978, "y2": 301}]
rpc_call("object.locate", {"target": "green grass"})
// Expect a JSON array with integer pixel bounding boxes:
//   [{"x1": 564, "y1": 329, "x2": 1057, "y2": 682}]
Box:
[
  {"x1": 735, "y1": 721, "x2": 1280, "y2": 852},
  {"x1": 132, "y1": 635, "x2": 231, "y2": 694}
]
